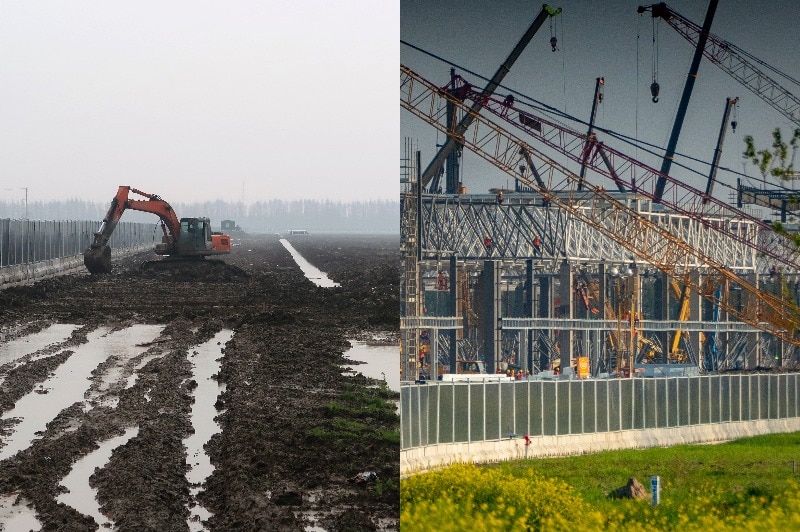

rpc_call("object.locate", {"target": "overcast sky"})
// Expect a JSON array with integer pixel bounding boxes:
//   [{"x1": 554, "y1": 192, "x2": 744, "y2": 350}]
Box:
[
  {"x1": 0, "y1": 1, "x2": 399, "y2": 205},
  {"x1": 402, "y1": 0, "x2": 800, "y2": 209}
]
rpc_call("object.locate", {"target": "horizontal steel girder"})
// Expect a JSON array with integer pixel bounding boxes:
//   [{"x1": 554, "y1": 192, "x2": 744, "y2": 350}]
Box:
[{"x1": 502, "y1": 317, "x2": 761, "y2": 333}]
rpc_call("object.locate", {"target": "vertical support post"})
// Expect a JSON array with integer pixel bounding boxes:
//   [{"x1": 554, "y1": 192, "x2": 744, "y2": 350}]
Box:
[
  {"x1": 558, "y1": 260, "x2": 574, "y2": 373},
  {"x1": 431, "y1": 327, "x2": 439, "y2": 381},
  {"x1": 689, "y1": 276, "x2": 702, "y2": 367},
  {"x1": 701, "y1": 279, "x2": 716, "y2": 371},
  {"x1": 630, "y1": 267, "x2": 640, "y2": 375},
  {"x1": 749, "y1": 272, "x2": 761, "y2": 369},
  {"x1": 482, "y1": 260, "x2": 501, "y2": 374},
  {"x1": 598, "y1": 263, "x2": 606, "y2": 375},
  {"x1": 654, "y1": 271, "x2": 669, "y2": 362},
  {"x1": 525, "y1": 259, "x2": 535, "y2": 373},
  {"x1": 539, "y1": 275, "x2": 552, "y2": 370},
  {"x1": 449, "y1": 254, "x2": 458, "y2": 374}
]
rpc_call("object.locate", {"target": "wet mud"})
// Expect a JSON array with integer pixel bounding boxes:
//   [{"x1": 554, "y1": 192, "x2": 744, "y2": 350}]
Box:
[{"x1": 0, "y1": 233, "x2": 399, "y2": 531}]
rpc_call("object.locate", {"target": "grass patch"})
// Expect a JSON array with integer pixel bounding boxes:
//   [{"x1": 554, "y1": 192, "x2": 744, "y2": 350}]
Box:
[
  {"x1": 402, "y1": 431, "x2": 800, "y2": 530},
  {"x1": 309, "y1": 383, "x2": 399, "y2": 444}
]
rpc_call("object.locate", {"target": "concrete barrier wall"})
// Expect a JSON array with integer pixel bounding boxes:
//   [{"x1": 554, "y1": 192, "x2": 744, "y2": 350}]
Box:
[
  {"x1": 400, "y1": 374, "x2": 800, "y2": 475},
  {"x1": 0, "y1": 219, "x2": 155, "y2": 287}
]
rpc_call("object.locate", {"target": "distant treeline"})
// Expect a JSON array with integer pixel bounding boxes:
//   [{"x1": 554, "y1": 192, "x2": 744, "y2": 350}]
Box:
[{"x1": 0, "y1": 198, "x2": 399, "y2": 234}]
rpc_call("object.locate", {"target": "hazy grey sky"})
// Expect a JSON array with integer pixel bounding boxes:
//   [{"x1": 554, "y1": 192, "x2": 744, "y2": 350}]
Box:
[
  {"x1": 0, "y1": 1, "x2": 398, "y2": 205},
  {"x1": 402, "y1": 0, "x2": 800, "y2": 206}
]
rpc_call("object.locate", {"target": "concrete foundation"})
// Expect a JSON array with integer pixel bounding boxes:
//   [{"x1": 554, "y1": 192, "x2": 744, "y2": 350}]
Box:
[{"x1": 400, "y1": 417, "x2": 800, "y2": 476}]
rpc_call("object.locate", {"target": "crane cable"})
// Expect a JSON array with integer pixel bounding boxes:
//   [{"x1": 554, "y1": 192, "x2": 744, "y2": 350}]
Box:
[
  {"x1": 636, "y1": 12, "x2": 641, "y2": 163},
  {"x1": 651, "y1": 14, "x2": 659, "y2": 103}
]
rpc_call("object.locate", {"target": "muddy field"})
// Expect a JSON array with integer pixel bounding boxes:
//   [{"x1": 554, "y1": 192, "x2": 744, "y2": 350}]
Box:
[{"x1": 0, "y1": 232, "x2": 400, "y2": 531}]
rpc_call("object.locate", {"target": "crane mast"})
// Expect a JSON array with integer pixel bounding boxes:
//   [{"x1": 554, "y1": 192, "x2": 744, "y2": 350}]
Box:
[
  {"x1": 704, "y1": 97, "x2": 738, "y2": 203},
  {"x1": 401, "y1": 64, "x2": 800, "y2": 346},
  {"x1": 418, "y1": 4, "x2": 561, "y2": 190},
  {"x1": 640, "y1": 2, "x2": 800, "y2": 127}
]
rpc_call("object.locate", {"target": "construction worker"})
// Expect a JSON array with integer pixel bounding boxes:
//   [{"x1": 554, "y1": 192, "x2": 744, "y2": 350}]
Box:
[
  {"x1": 496, "y1": 191, "x2": 504, "y2": 204},
  {"x1": 533, "y1": 235, "x2": 541, "y2": 255},
  {"x1": 484, "y1": 236, "x2": 493, "y2": 253},
  {"x1": 437, "y1": 271, "x2": 448, "y2": 291}
]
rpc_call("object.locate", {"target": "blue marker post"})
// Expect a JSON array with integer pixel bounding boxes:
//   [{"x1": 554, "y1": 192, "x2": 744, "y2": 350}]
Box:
[{"x1": 650, "y1": 475, "x2": 661, "y2": 506}]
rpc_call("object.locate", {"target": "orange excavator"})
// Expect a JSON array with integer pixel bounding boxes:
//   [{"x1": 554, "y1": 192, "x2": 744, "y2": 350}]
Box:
[{"x1": 84, "y1": 186, "x2": 231, "y2": 274}]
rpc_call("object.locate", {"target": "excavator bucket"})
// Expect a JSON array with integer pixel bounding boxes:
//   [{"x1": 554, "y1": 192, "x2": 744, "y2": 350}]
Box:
[{"x1": 83, "y1": 244, "x2": 112, "y2": 274}]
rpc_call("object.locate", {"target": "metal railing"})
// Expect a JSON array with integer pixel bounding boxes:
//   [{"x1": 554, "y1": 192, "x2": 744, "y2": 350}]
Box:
[
  {"x1": 400, "y1": 373, "x2": 800, "y2": 450},
  {"x1": 0, "y1": 219, "x2": 155, "y2": 267}
]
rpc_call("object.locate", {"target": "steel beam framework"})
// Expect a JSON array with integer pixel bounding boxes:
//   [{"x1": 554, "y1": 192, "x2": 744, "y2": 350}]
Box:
[{"x1": 416, "y1": 193, "x2": 759, "y2": 272}]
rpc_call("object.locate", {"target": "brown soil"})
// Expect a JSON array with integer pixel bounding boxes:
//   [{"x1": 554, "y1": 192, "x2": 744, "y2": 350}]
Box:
[{"x1": 0, "y1": 233, "x2": 399, "y2": 531}]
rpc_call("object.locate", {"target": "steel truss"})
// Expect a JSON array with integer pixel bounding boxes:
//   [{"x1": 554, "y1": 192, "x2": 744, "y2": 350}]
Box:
[
  {"x1": 416, "y1": 192, "x2": 759, "y2": 271},
  {"x1": 443, "y1": 72, "x2": 800, "y2": 273}
]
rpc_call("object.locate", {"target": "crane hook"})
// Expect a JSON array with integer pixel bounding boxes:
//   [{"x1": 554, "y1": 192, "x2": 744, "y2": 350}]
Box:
[
  {"x1": 550, "y1": 36, "x2": 558, "y2": 52},
  {"x1": 650, "y1": 81, "x2": 660, "y2": 103}
]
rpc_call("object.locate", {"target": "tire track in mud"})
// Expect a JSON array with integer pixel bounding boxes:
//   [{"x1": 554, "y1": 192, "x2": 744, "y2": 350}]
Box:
[{"x1": 0, "y1": 234, "x2": 399, "y2": 530}]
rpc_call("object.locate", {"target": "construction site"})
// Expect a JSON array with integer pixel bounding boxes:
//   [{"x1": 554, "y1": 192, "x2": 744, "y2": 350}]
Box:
[{"x1": 400, "y1": 1, "x2": 800, "y2": 383}]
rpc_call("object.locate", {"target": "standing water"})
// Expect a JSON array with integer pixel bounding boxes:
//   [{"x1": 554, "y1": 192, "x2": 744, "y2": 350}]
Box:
[
  {"x1": 56, "y1": 427, "x2": 140, "y2": 528},
  {"x1": 279, "y1": 239, "x2": 340, "y2": 288},
  {"x1": 0, "y1": 324, "x2": 80, "y2": 386},
  {"x1": 343, "y1": 341, "x2": 400, "y2": 392},
  {"x1": 0, "y1": 325, "x2": 163, "y2": 461},
  {"x1": 0, "y1": 494, "x2": 41, "y2": 531},
  {"x1": 184, "y1": 329, "x2": 233, "y2": 531}
]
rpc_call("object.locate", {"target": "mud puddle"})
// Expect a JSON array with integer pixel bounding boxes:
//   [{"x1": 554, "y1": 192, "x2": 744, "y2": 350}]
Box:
[
  {"x1": 185, "y1": 329, "x2": 233, "y2": 531},
  {"x1": 56, "y1": 427, "x2": 140, "y2": 528},
  {"x1": 0, "y1": 323, "x2": 79, "y2": 368},
  {"x1": 280, "y1": 239, "x2": 340, "y2": 287},
  {"x1": 0, "y1": 325, "x2": 163, "y2": 461},
  {"x1": 0, "y1": 494, "x2": 41, "y2": 531},
  {"x1": 343, "y1": 341, "x2": 400, "y2": 392}
]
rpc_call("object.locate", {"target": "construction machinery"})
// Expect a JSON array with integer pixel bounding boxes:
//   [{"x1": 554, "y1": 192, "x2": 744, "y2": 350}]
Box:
[{"x1": 84, "y1": 186, "x2": 231, "y2": 274}]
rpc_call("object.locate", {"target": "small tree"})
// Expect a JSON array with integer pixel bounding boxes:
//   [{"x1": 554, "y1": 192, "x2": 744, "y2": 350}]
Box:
[
  {"x1": 743, "y1": 127, "x2": 800, "y2": 180},
  {"x1": 743, "y1": 128, "x2": 800, "y2": 250}
]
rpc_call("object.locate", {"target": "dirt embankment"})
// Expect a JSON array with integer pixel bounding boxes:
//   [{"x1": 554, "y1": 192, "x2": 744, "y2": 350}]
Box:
[{"x1": 0, "y1": 232, "x2": 399, "y2": 531}]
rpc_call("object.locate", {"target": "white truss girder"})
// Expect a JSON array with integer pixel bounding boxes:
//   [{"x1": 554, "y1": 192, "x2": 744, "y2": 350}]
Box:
[{"x1": 418, "y1": 194, "x2": 758, "y2": 271}]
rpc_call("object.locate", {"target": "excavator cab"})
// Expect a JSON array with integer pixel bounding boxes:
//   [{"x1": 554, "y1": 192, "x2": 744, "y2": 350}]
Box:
[
  {"x1": 176, "y1": 217, "x2": 211, "y2": 256},
  {"x1": 169, "y1": 217, "x2": 230, "y2": 257}
]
